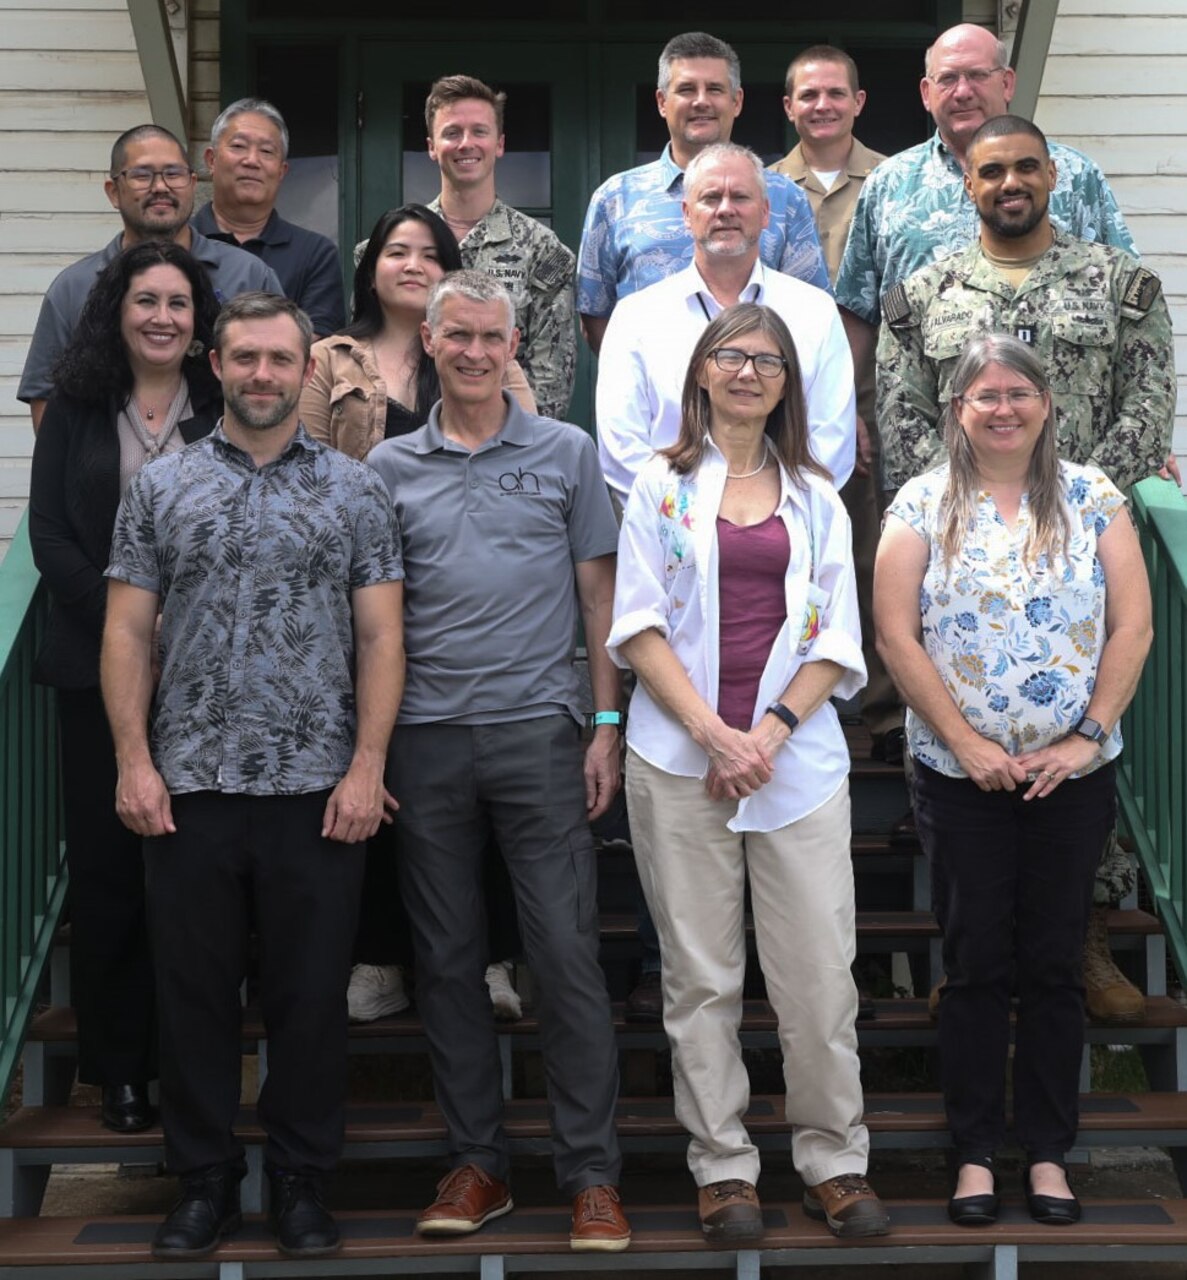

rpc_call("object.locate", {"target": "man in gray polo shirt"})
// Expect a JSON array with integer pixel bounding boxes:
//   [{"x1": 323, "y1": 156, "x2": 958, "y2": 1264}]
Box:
[
  {"x1": 19, "y1": 123, "x2": 281, "y2": 429},
  {"x1": 367, "y1": 270, "x2": 630, "y2": 1254}
]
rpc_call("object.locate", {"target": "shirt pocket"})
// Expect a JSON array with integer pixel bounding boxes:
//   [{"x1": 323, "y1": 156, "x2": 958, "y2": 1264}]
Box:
[{"x1": 1049, "y1": 308, "x2": 1116, "y2": 396}]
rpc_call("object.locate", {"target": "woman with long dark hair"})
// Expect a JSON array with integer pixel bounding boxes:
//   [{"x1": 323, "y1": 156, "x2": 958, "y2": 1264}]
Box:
[{"x1": 29, "y1": 241, "x2": 221, "y2": 1132}]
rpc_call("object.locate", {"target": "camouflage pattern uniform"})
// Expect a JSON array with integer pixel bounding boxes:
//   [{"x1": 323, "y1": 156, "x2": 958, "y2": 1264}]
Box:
[
  {"x1": 427, "y1": 197, "x2": 576, "y2": 420},
  {"x1": 878, "y1": 231, "x2": 1175, "y2": 905},
  {"x1": 876, "y1": 231, "x2": 1174, "y2": 495}
]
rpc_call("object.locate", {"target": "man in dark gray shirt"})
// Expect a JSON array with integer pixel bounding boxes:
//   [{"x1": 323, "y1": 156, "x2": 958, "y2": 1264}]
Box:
[
  {"x1": 20, "y1": 123, "x2": 282, "y2": 429},
  {"x1": 102, "y1": 294, "x2": 403, "y2": 1262},
  {"x1": 367, "y1": 270, "x2": 630, "y2": 1254}
]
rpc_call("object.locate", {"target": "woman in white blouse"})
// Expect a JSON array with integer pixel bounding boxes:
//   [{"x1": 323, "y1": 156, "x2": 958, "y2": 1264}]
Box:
[
  {"x1": 875, "y1": 333, "x2": 1152, "y2": 1228},
  {"x1": 609, "y1": 303, "x2": 888, "y2": 1244}
]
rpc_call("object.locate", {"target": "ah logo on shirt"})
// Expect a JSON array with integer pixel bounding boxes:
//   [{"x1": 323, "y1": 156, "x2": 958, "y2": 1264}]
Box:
[{"x1": 499, "y1": 467, "x2": 541, "y2": 495}]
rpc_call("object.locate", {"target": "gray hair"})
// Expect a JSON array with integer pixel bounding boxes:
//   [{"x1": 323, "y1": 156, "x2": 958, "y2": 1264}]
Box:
[
  {"x1": 937, "y1": 332, "x2": 1068, "y2": 571},
  {"x1": 684, "y1": 142, "x2": 767, "y2": 200},
  {"x1": 924, "y1": 27, "x2": 1008, "y2": 77},
  {"x1": 658, "y1": 32, "x2": 741, "y2": 97},
  {"x1": 426, "y1": 270, "x2": 515, "y2": 334},
  {"x1": 212, "y1": 292, "x2": 313, "y2": 363},
  {"x1": 210, "y1": 97, "x2": 290, "y2": 160}
]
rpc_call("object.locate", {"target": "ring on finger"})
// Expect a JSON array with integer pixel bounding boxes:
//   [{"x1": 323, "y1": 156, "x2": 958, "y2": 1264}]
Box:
[{"x1": 1042, "y1": 770, "x2": 1057, "y2": 781}]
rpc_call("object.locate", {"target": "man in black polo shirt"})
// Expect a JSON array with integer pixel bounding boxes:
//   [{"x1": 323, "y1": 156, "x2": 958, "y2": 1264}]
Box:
[{"x1": 192, "y1": 98, "x2": 345, "y2": 336}]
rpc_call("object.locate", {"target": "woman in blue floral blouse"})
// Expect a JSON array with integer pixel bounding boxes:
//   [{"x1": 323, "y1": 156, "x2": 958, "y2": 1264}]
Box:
[{"x1": 874, "y1": 333, "x2": 1152, "y2": 1227}]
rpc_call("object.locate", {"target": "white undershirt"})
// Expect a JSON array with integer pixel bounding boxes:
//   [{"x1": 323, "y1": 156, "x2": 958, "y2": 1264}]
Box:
[{"x1": 810, "y1": 168, "x2": 842, "y2": 191}]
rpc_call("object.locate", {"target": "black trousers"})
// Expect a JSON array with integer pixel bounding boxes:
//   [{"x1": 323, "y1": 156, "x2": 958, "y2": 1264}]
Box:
[
  {"x1": 391, "y1": 717, "x2": 622, "y2": 1195},
  {"x1": 144, "y1": 789, "x2": 364, "y2": 1176},
  {"x1": 57, "y1": 688, "x2": 156, "y2": 1085},
  {"x1": 915, "y1": 760, "x2": 1116, "y2": 1165}
]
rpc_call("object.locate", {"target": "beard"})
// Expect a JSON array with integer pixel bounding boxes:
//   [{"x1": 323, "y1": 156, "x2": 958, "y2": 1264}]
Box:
[
  {"x1": 698, "y1": 229, "x2": 759, "y2": 259},
  {"x1": 224, "y1": 384, "x2": 301, "y2": 430},
  {"x1": 982, "y1": 195, "x2": 1047, "y2": 240}
]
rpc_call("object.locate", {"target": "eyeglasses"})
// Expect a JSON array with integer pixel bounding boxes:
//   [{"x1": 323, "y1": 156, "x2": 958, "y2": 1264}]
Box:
[
  {"x1": 112, "y1": 165, "x2": 194, "y2": 191},
  {"x1": 710, "y1": 348, "x2": 788, "y2": 378},
  {"x1": 928, "y1": 66, "x2": 1006, "y2": 93},
  {"x1": 959, "y1": 388, "x2": 1045, "y2": 410}
]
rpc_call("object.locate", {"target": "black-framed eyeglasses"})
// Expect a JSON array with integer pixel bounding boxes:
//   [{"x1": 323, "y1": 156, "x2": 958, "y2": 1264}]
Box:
[
  {"x1": 959, "y1": 388, "x2": 1046, "y2": 411},
  {"x1": 710, "y1": 348, "x2": 788, "y2": 379},
  {"x1": 112, "y1": 165, "x2": 194, "y2": 191}
]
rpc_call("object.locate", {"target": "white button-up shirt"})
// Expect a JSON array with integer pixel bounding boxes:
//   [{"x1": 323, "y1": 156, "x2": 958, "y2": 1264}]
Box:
[
  {"x1": 607, "y1": 441, "x2": 866, "y2": 832},
  {"x1": 596, "y1": 259, "x2": 856, "y2": 500}
]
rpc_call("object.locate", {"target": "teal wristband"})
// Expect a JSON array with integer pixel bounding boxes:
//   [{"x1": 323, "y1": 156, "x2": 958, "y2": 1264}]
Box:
[{"x1": 592, "y1": 711, "x2": 622, "y2": 728}]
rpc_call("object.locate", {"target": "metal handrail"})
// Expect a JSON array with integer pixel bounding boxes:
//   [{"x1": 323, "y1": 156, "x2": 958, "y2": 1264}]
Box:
[
  {"x1": 0, "y1": 514, "x2": 68, "y2": 1110},
  {"x1": 1118, "y1": 477, "x2": 1187, "y2": 986}
]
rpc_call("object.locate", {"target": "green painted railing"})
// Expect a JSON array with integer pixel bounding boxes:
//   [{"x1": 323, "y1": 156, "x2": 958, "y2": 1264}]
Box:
[
  {"x1": 1118, "y1": 477, "x2": 1187, "y2": 986},
  {"x1": 0, "y1": 513, "x2": 67, "y2": 1110}
]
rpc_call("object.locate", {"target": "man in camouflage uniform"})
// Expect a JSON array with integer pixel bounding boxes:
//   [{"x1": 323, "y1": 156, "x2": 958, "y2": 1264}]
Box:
[
  {"x1": 877, "y1": 116, "x2": 1175, "y2": 1022},
  {"x1": 423, "y1": 74, "x2": 576, "y2": 420}
]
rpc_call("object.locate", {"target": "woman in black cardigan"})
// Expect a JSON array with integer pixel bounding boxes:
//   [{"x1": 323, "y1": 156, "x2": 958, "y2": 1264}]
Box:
[{"x1": 29, "y1": 242, "x2": 221, "y2": 1132}]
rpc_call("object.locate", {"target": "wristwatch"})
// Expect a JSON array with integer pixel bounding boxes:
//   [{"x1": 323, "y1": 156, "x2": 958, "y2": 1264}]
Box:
[
  {"x1": 1073, "y1": 716, "x2": 1107, "y2": 745},
  {"x1": 765, "y1": 702, "x2": 800, "y2": 735}
]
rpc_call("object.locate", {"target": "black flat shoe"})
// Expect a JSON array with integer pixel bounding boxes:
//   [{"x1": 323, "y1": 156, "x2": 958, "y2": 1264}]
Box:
[
  {"x1": 947, "y1": 1167, "x2": 999, "y2": 1226},
  {"x1": 268, "y1": 1168, "x2": 341, "y2": 1258},
  {"x1": 100, "y1": 1083, "x2": 154, "y2": 1133},
  {"x1": 152, "y1": 1164, "x2": 243, "y2": 1258},
  {"x1": 1024, "y1": 1169, "x2": 1080, "y2": 1225}
]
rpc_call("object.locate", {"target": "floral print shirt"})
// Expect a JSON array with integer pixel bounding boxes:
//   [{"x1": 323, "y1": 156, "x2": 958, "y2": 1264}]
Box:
[{"x1": 887, "y1": 460, "x2": 1124, "y2": 778}]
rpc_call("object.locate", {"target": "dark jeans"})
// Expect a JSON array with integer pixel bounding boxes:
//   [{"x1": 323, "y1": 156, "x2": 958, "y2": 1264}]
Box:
[
  {"x1": 390, "y1": 716, "x2": 621, "y2": 1195},
  {"x1": 144, "y1": 789, "x2": 364, "y2": 1175},
  {"x1": 915, "y1": 759, "x2": 1116, "y2": 1166},
  {"x1": 57, "y1": 688, "x2": 156, "y2": 1085}
]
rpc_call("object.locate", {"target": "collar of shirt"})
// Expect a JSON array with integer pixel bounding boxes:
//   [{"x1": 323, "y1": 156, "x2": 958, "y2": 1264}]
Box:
[
  {"x1": 210, "y1": 419, "x2": 318, "y2": 471},
  {"x1": 192, "y1": 202, "x2": 290, "y2": 248},
  {"x1": 418, "y1": 390, "x2": 535, "y2": 455},
  {"x1": 930, "y1": 129, "x2": 966, "y2": 180},
  {"x1": 683, "y1": 257, "x2": 766, "y2": 320},
  {"x1": 658, "y1": 143, "x2": 685, "y2": 192}
]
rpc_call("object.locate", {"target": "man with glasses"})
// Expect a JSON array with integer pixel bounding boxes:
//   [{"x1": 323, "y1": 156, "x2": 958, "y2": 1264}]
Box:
[
  {"x1": 19, "y1": 124, "x2": 281, "y2": 429},
  {"x1": 193, "y1": 99, "x2": 345, "y2": 338},
  {"x1": 597, "y1": 143, "x2": 855, "y2": 501}
]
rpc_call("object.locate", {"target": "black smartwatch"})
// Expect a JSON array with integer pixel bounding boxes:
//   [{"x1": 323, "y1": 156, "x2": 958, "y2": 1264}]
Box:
[
  {"x1": 765, "y1": 702, "x2": 800, "y2": 735},
  {"x1": 1073, "y1": 716, "x2": 1107, "y2": 745}
]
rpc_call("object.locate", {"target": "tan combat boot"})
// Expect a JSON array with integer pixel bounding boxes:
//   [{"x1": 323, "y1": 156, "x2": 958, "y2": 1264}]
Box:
[{"x1": 1083, "y1": 906, "x2": 1144, "y2": 1023}]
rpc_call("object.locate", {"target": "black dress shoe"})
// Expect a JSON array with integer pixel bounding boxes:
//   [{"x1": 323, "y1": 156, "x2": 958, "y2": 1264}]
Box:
[
  {"x1": 947, "y1": 1167, "x2": 999, "y2": 1226},
  {"x1": 100, "y1": 1083, "x2": 155, "y2": 1134},
  {"x1": 625, "y1": 970, "x2": 663, "y2": 1023},
  {"x1": 268, "y1": 1168, "x2": 341, "y2": 1258},
  {"x1": 152, "y1": 1164, "x2": 243, "y2": 1258},
  {"x1": 1024, "y1": 1168, "x2": 1081, "y2": 1225}
]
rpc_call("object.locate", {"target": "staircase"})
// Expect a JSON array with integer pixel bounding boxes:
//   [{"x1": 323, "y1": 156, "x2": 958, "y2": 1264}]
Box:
[{"x1": 2, "y1": 726, "x2": 1187, "y2": 1279}]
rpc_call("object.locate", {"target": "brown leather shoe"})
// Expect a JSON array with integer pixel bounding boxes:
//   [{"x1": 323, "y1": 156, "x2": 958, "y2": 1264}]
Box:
[
  {"x1": 417, "y1": 1164, "x2": 513, "y2": 1235},
  {"x1": 803, "y1": 1174, "x2": 890, "y2": 1238},
  {"x1": 570, "y1": 1184, "x2": 630, "y2": 1252},
  {"x1": 1084, "y1": 906, "x2": 1144, "y2": 1023},
  {"x1": 698, "y1": 1179, "x2": 764, "y2": 1244}
]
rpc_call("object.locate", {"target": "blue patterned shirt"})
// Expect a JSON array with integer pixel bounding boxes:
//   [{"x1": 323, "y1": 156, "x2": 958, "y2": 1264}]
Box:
[
  {"x1": 888, "y1": 460, "x2": 1124, "y2": 778},
  {"x1": 106, "y1": 424, "x2": 403, "y2": 797},
  {"x1": 576, "y1": 143, "x2": 831, "y2": 317},
  {"x1": 835, "y1": 131, "x2": 1135, "y2": 323}
]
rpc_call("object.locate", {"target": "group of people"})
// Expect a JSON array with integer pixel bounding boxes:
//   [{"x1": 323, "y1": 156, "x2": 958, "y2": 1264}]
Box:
[{"x1": 21, "y1": 16, "x2": 1173, "y2": 1264}]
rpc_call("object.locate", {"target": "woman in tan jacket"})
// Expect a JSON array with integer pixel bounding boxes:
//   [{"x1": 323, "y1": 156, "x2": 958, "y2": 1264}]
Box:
[{"x1": 301, "y1": 203, "x2": 533, "y2": 457}]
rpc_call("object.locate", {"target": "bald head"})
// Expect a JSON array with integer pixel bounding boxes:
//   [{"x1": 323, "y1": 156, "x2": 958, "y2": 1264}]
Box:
[{"x1": 921, "y1": 23, "x2": 1015, "y2": 159}]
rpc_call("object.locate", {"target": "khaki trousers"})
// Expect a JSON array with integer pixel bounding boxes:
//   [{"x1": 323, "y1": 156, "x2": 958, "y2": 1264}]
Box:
[{"x1": 626, "y1": 750, "x2": 869, "y2": 1187}]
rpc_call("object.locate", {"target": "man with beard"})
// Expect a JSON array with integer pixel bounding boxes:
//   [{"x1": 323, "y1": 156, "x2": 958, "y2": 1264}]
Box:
[
  {"x1": 101, "y1": 293, "x2": 404, "y2": 1261},
  {"x1": 597, "y1": 143, "x2": 855, "y2": 500},
  {"x1": 876, "y1": 116, "x2": 1173, "y2": 495},
  {"x1": 20, "y1": 124, "x2": 281, "y2": 429}
]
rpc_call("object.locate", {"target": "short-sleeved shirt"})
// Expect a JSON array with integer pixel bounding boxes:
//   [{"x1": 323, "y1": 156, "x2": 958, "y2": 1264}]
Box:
[
  {"x1": 192, "y1": 202, "x2": 345, "y2": 335},
  {"x1": 834, "y1": 132, "x2": 1136, "y2": 325},
  {"x1": 887, "y1": 459, "x2": 1125, "y2": 777},
  {"x1": 105, "y1": 424, "x2": 403, "y2": 796},
  {"x1": 366, "y1": 393, "x2": 619, "y2": 726},
  {"x1": 576, "y1": 143, "x2": 831, "y2": 317},
  {"x1": 18, "y1": 229, "x2": 283, "y2": 403}
]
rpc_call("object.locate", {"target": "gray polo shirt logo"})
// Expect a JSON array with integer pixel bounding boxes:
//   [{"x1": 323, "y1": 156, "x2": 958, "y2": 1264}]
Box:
[{"x1": 499, "y1": 466, "x2": 542, "y2": 495}]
